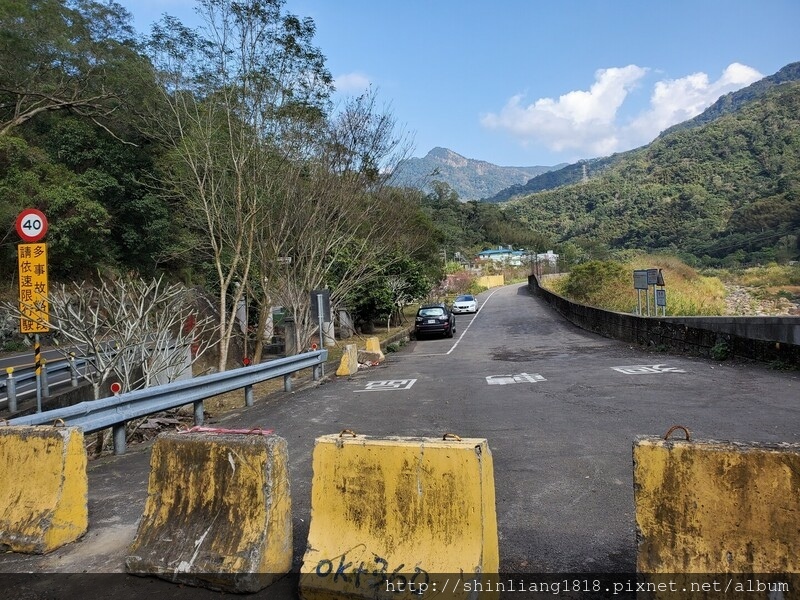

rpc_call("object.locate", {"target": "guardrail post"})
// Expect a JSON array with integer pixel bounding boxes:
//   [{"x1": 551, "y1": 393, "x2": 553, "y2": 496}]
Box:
[
  {"x1": 193, "y1": 400, "x2": 204, "y2": 426},
  {"x1": 41, "y1": 358, "x2": 50, "y2": 397},
  {"x1": 284, "y1": 374, "x2": 292, "y2": 392},
  {"x1": 6, "y1": 367, "x2": 16, "y2": 412},
  {"x1": 245, "y1": 384, "x2": 254, "y2": 407},
  {"x1": 69, "y1": 353, "x2": 78, "y2": 387},
  {"x1": 113, "y1": 424, "x2": 127, "y2": 455},
  {"x1": 312, "y1": 363, "x2": 324, "y2": 381}
]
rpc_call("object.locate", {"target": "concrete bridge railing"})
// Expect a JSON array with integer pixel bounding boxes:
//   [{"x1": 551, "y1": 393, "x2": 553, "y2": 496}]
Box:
[{"x1": 528, "y1": 275, "x2": 800, "y2": 367}]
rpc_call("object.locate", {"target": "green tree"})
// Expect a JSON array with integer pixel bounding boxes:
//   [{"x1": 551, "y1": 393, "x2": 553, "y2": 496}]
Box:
[{"x1": 0, "y1": 0, "x2": 144, "y2": 138}]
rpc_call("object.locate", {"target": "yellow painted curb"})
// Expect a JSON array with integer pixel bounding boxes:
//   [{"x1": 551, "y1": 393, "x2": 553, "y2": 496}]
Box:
[
  {"x1": 300, "y1": 434, "x2": 499, "y2": 599},
  {"x1": 126, "y1": 432, "x2": 292, "y2": 593},
  {"x1": 0, "y1": 425, "x2": 87, "y2": 554},
  {"x1": 634, "y1": 436, "x2": 800, "y2": 574}
]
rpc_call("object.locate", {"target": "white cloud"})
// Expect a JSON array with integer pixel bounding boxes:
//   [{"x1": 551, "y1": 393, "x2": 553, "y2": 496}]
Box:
[
  {"x1": 481, "y1": 65, "x2": 647, "y2": 158},
  {"x1": 625, "y1": 63, "x2": 762, "y2": 145},
  {"x1": 482, "y1": 63, "x2": 763, "y2": 160},
  {"x1": 334, "y1": 72, "x2": 371, "y2": 93}
]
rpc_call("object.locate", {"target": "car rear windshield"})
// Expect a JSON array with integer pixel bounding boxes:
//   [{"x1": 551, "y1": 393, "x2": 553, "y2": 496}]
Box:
[{"x1": 419, "y1": 307, "x2": 445, "y2": 317}]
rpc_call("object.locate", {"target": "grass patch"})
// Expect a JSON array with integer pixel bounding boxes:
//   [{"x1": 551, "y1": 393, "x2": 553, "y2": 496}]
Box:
[
  {"x1": 542, "y1": 254, "x2": 727, "y2": 315},
  {"x1": 709, "y1": 264, "x2": 800, "y2": 303}
]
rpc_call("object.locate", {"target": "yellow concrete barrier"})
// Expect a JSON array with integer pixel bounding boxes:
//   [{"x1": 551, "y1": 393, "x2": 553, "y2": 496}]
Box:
[
  {"x1": 126, "y1": 431, "x2": 292, "y2": 593},
  {"x1": 0, "y1": 425, "x2": 87, "y2": 554},
  {"x1": 363, "y1": 336, "x2": 385, "y2": 363},
  {"x1": 336, "y1": 344, "x2": 358, "y2": 376},
  {"x1": 300, "y1": 433, "x2": 499, "y2": 599},
  {"x1": 634, "y1": 435, "x2": 800, "y2": 574},
  {"x1": 476, "y1": 275, "x2": 504, "y2": 289}
]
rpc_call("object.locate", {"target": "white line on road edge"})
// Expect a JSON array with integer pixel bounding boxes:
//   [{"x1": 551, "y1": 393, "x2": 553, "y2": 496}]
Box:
[
  {"x1": 446, "y1": 287, "x2": 500, "y2": 355},
  {"x1": 408, "y1": 287, "x2": 502, "y2": 357}
]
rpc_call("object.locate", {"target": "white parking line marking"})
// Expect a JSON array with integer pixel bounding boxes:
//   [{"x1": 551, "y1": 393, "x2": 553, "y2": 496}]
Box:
[
  {"x1": 353, "y1": 379, "x2": 418, "y2": 392},
  {"x1": 486, "y1": 373, "x2": 546, "y2": 385},
  {"x1": 611, "y1": 364, "x2": 686, "y2": 375}
]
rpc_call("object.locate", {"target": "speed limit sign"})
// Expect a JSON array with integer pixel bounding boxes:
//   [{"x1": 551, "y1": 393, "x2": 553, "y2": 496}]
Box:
[{"x1": 15, "y1": 208, "x2": 48, "y2": 243}]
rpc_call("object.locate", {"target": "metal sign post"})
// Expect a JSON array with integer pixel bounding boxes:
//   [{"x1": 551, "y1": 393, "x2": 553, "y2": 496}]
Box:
[
  {"x1": 646, "y1": 269, "x2": 659, "y2": 317},
  {"x1": 656, "y1": 270, "x2": 666, "y2": 316},
  {"x1": 16, "y1": 209, "x2": 49, "y2": 413},
  {"x1": 310, "y1": 289, "x2": 331, "y2": 350}
]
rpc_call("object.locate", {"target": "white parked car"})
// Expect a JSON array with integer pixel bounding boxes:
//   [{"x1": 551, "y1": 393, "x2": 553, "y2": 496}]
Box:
[{"x1": 452, "y1": 294, "x2": 478, "y2": 314}]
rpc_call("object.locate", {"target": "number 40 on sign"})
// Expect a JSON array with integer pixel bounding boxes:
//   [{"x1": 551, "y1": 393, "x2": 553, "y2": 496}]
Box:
[{"x1": 15, "y1": 208, "x2": 48, "y2": 243}]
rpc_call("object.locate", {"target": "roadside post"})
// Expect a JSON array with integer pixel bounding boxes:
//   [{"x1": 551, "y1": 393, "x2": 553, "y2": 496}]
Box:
[
  {"x1": 5, "y1": 368, "x2": 16, "y2": 412},
  {"x1": 310, "y1": 289, "x2": 332, "y2": 376},
  {"x1": 16, "y1": 208, "x2": 50, "y2": 413},
  {"x1": 646, "y1": 268, "x2": 659, "y2": 317}
]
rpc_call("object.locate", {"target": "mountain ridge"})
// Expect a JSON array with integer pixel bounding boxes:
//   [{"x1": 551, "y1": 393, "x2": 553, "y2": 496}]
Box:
[
  {"x1": 389, "y1": 147, "x2": 565, "y2": 201},
  {"x1": 486, "y1": 61, "x2": 800, "y2": 203},
  {"x1": 500, "y1": 76, "x2": 800, "y2": 265}
]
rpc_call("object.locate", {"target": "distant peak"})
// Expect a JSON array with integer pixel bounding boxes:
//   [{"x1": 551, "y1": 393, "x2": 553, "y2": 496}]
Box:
[
  {"x1": 427, "y1": 146, "x2": 457, "y2": 156},
  {"x1": 426, "y1": 147, "x2": 468, "y2": 167}
]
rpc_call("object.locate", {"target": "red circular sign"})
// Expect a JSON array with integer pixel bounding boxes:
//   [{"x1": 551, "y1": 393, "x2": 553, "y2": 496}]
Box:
[
  {"x1": 110, "y1": 382, "x2": 122, "y2": 394},
  {"x1": 15, "y1": 209, "x2": 48, "y2": 243}
]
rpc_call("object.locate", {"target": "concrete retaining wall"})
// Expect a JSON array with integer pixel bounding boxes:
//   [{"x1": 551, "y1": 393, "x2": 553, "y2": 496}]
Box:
[
  {"x1": 659, "y1": 315, "x2": 800, "y2": 345},
  {"x1": 528, "y1": 275, "x2": 800, "y2": 367}
]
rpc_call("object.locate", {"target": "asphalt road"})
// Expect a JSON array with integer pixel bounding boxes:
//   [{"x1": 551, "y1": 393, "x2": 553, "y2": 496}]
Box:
[{"x1": 2, "y1": 282, "x2": 798, "y2": 597}]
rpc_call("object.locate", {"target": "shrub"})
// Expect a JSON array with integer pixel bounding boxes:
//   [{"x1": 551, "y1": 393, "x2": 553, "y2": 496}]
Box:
[{"x1": 710, "y1": 339, "x2": 730, "y2": 361}]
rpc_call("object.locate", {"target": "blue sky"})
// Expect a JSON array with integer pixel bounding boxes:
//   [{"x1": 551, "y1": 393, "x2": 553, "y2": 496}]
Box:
[{"x1": 119, "y1": 0, "x2": 799, "y2": 167}]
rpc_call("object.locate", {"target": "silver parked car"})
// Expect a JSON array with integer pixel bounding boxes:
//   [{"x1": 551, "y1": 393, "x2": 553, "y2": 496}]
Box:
[{"x1": 452, "y1": 294, "x2": 477, "y2": 314}]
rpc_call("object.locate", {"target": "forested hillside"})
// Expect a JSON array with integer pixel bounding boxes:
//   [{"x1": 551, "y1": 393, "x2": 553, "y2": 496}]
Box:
[
  {"x1": 661, "y1": 61, "x2": 800, "y2": 136},
  {"x1": 501, "y1": 81, "x2": 800, "y2": 266},
  {"x1": 485, "y1": 155, "x2": 621, "y2": 203}
]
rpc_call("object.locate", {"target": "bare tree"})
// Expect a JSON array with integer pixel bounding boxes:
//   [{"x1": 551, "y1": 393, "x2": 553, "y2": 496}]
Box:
[
  {"x1": 385, "y1": 275, "x2": 413, "y2": 327},
  {"x1": 248, "y1": 88, "x2": 430, "y2": 352},
  {"x1": 143, "y1": 0, "x2": 333, "y2": 370},
  {"x1": 8, "y1": 275, "x2": 215, "y2": 401}
]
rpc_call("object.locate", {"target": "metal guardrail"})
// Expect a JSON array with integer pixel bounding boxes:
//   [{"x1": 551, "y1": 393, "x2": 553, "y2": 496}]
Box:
[
  {"x1": 2, "y1": 356, "x2": 88, "y2": 411},
  {"x1": 8, "y1": 350, "x2": 328, "y2": 455},
  {"x1": 1, "y1": 356, "x2": 86, "y2": 386}
]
